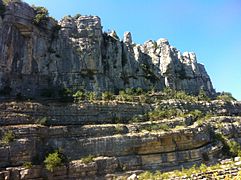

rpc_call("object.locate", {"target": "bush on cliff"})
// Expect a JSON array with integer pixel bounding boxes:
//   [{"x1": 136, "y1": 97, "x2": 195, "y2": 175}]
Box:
[
  {"x1": 81, "y1": 155, "x2": 95, "y2": 164},
  {"x1": 216, "y1": 92, "x2": 236, "y2": 102},
  {"x1": 44, "y1": 151, "x2": 64, "y2": 172},
  {"x1": 116, "y1": 89, "x2": 134, "y2": 102},
  {"x1": 86, "y1": 92, "x2": 97, "y2": 102},
  {"x1": 23, "y1": 162, "x2": 33, "y2": 169},
  {"x1": 73, "y1": 90, "x2": 86, "y2": 102},
  {"x1": 32, "y1": 5, "x2": 49, "y2": 25},
  {"x1": 214, "y1": 133, "x2": 241, "y2": 157},
  {"x1": 198, "y1": 88, "x2": 210, "y2": 101},
  {"x1": 148, "y1": 108, "x2": 183, "y2": 120},
  {"x1": 101, "y1": 91, "x2": 114, "y2": 101},
  {"x1": 1, "y1": 130, "x2": 15, "y2": 145}
]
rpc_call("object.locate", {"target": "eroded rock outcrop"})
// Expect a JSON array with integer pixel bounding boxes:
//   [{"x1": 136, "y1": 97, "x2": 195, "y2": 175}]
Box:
[
  {"x1": 0, "y1": 100, "x2": 241, "y2": 179},
  {"x1": 0, "y1": 1, "x2": 215, "y2": 97}
]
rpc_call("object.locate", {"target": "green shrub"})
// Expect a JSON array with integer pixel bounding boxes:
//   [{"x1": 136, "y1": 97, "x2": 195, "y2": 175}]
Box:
[
  {"x1": 86, "y1": 92, "x2": 97, "y2": 102},
  {"x1": 139, "y1": 94, "x2": 147, "y2": 103},
  {"x1": 198, "y1": 88, "x2": 210, "y2": 101},
  {"x1": 44, "y1": 151, "x2": 63, "y2": 172},
  {"x1": 23, "y1": 162, "x2": 32, "y2": 169},
  {"x1": 162, "y1": 87, "x2": 176, "y2": 99},
  {"x1": 175, "y1": 91, "x2": 197, "y2": 102},
  {"x1": 117, "y1": 90, "x2": 133, "y2": 101},
  {"x1": 216, "y1": 92, "x2": 236, "y2": 102},
  {"x1": 148, "y1": 108, "x2": 183, "y2": 120},
  {"x1": 1, "y1": 130, "x2": 15, "y2": 145},
  {"x1": 32, "y1": 6, "x2": 49, "y2": 25},
  {"x1": 142, "y1": 123, "x2": 170, "y2": 132},
  {"x1": 214, "y1": 133, "x2": 241, "y2": 157},
  {"x1": 125, "y1": 88, "x2": 135, "y2": 95},
  {"x1": 135, "y1": 87, "x2": 144, "y2": 95},
  {"x1": 73, "y1": 90, "x2": 85, "y2": 102},
  {"x1": 228, "y1": 140, "x2": 241, "y2": 157},
  {"x1": 81, "y1": 155, "x2": 94, "y2": 164},
  {"x1": 199, "y1": 163, "x2": 207, "y2": 173},
  {"x1": 115, "y1": 124, "x2": 123, "y2": 134},
  {"x1": 2, "y1": 0, "x2": 22, "y2": 5},
  {"x1": 130, "y1": 114, "x2": 148, "y2": 123},
  {"x1": 101, "y1": 91, "x2": 113, "y2": 101},
  {"x1": 37, "y1": 117, "x2": 49, "y2": 126},
  {"x1": 74, "y1": 13, "x2": 81, "y2": 19},
  {"x1": 138, "y1": 171, "x2": 153, "y2": 180},
  {"x1": 188, "y1": 110, "x2": 204, "y2": 120}
]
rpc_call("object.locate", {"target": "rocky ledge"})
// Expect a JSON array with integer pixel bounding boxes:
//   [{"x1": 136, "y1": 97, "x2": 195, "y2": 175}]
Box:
[{"x1": 0, "y1": 97, "x2": 241, "y2": 179}]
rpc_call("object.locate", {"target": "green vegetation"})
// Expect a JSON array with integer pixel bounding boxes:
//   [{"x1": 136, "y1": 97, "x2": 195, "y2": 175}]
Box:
[
  {"x1": 188, "y1": 109, "x2": 203, "y2": 120},
  {"x1": 101, "y1": 91, "x2": 114, "y2": 101},
  {"x1": 214, "y1": 133, "x2": 241, "y2": 157},
  {"x1": 138, "y1": 161, "x2": 241, "y2": 179},
  {"x1": 130, "y1": 107, "x2": 213, "y2": 126},
  {"x1": 198, "y1": 88, "x2": 211, "y2": 101},
  {"x1": 73, "y1": 90, "x2": 86, "y2": 102},
  {"x1": 228, "y1": 140, "x2": 241, "y2": 157},
  {"x1": 86, "y1": 92, "x2": 97, "y2": 102},
  {"x1": 44, "y1": 151, "x2": 64, "y2": 172},
  {"x1": 148, "y1": 108, "x2": 183, "y2": 121},
  {"x1": 1, "y1": 130, "x2": 15, "y2": 145},
  {"x1": 37, "y1": 85, "x2": 236, "y2": 107},
  {"x1": 115, "y1": 124, "x2": 124, "y2": 134},
  {"x1": 116, "y1": 89, "x2": 134, "y2": 102},
  {"x1": 141, "y1": 123, "x2": 170, "y2": 132},
  {"x1": 23, "y1": 162, "x2": 33, "y2": 169},
  {"x1": 130, "y1": 114, "x2": 148, "y2": 123},
  {"x1": 37, "y1": 117, "x2": 50, "y2": 126},
  {"x1": 2, "y1": 0, "x2": 18, "y2": 5},
  {"x1": 32, "y1": 5, "x2": 49, "y2": 25},
  {"x1": 216, "y1": 92, "x2": 236, "y2": 102},
  {"x1": 161, "y1": 87, "x2": 198, "y2": 102},
  {"x1": 74, "y1": 13, "x2": 81, "y2": 19},
  {"x1": 81, "y1": 155, "x2": 95, "y2": 164}
]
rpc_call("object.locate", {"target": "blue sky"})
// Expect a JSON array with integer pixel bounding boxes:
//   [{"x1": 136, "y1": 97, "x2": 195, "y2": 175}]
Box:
[{"x1": 24, "y1": 0, "x2": 241, "y2": 100}]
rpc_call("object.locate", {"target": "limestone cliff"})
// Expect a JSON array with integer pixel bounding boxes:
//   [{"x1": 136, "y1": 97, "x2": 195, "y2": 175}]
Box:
[
  {"x1": 0, "y1": 99, "x2": 241, "y2": 179},
  {"x1": 0, "y1": 1, "x2": 215, "y2": 97}
]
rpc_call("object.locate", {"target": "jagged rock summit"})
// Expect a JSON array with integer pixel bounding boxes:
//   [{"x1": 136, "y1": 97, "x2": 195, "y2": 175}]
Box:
[{"x1": 0, "y1": 0, "x2": 215, "y2": 97}]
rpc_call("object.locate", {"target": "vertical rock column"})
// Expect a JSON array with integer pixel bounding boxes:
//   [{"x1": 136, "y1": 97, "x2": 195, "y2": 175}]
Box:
[{"x1": 21, "y1": 34, "x2": 33, "y2": 74}]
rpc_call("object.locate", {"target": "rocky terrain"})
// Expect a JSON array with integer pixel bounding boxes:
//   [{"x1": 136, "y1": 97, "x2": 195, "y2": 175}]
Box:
[
  {"x1": 0, "y1": 0, "x2": 214, "y2": 98},
  {"x1": 0, "y1": 96, "x2": 241, "y2": 179},
  {"x1": 0, "y1": 1, "x2": 241, "y2": 180}
]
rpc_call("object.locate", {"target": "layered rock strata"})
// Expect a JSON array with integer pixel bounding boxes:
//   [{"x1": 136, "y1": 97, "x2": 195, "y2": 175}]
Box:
[{"x1": 0, "y1": 100, "x2": 241, "y2": 179}]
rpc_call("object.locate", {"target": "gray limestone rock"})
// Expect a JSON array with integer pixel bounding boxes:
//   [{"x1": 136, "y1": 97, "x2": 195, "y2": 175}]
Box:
[
  {"x1": 0, "y1": 1, "x2": 215, "y2": 97},
  {"x1": 124, "y1": 31, "x2": 132, "y2": 44}
]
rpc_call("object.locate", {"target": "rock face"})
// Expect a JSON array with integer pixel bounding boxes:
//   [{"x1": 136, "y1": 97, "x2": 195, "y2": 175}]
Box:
[
  {"x1": 0, "y1": 1, "x2": 215, "y2": 97},
  {"x1": 0, "y1": 100, "x2": 241, "y2": 179}
]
